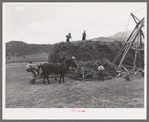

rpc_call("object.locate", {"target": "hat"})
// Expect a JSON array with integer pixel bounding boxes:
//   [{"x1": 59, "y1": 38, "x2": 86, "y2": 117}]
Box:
[
  {"x1": 29, "y1": 61, "x2": 32, "y2": 63},
  {"x1": 72, "y1": 56, "x2": 75, "y2": 60}
]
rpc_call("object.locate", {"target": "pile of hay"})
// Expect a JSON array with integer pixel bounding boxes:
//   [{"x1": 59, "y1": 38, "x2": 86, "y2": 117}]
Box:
[
  {"x1": 69, "y1": 58, "x2": 117, "y2": 80},
  {"x1": 48, "y1": 40, "x2": 144, "y2": 80},
  {"x1": 48, "y1": 40, "x2": 123, "y2": 63}
]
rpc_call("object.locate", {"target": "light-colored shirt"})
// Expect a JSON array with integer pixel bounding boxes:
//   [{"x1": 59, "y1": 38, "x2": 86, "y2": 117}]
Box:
[
  {"x1": 26, "y1": 63, "x2": 36, "y2": 69},
  {"x1": 26, "y1": 63, "x2": 32, "y2": 69},
  {"x1": 98, "y1": 65, "x2": 105, "y2": 71},
  {"x1": 66, "y1": 35, "x2": 71, "y2": 38}
]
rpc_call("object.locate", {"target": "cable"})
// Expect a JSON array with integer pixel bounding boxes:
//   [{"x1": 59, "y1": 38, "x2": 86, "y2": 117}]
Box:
[
  {"x1": 132, "y1": 7, "x2": 144, "y2": 13},
  {"x1": 120, "y1": 15, "x2": 131, "y2": 42}
]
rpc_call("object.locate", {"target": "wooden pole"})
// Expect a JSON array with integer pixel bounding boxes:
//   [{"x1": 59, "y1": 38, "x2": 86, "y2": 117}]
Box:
[
  {"x1": 139, "y1": 31, "x2": 142, "y2": 68},
  {"x1": 121, "y1": 65, "x2": 129, "y2": 72},
  {"x1": 117, "y1": 43, "x2": 131, "y2": 71},
  {"x1": 112, "y1": 43, "x2": 127, "y2": 63},
  {"x1": 112, "y1": 25, "x2": 139, "y2": 64},
  {"x1": 93, "y1": 61, "x2": 99, "y2": 67},
  {"x1": 133, "y1": 31, "x2": 139, "y2": 73},
  {"x1": 82, "y1": 67, "x2": 84, "y2": 80},
  {"x1": 117, "y1": 36, "x2": 137, "y2": 71},
  {"x1": 131, "y1": 13, "x2": 140, "y2": 23},
  {"x1": 131, "y1": 13, "x2": 144, "y2": 38},
  {"x1": 124, "y1": 65, "x2": 134, "y2": 68},
  {"x1": 117, "y1": 18, "x2": 144, "y2": 71},
  {"x1": 113, "y1": 14, "x2": 144, "y2": 65},
  {"x1": 112, "y1": 17, "x2": 143, "y2": 64}
]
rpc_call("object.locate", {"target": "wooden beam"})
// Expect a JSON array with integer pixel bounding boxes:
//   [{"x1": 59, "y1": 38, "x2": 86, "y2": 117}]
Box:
[
  {"x1": 112, "y1": 27, "x2": 138, "y2": 64},
  {"x1": 82, "y1": 67, "x2": 84, "y2": 80},
  {"x1": 124, "y1": 65, "x2": 134, "y2": 68},
  {"x1": 121, "y1": 65, "x2": 129, "y2": 72},
  {"x1": 93, "y1": 61, "x2": 99, "y2": 67},
  {"x1": 131, "y1": 47, "x2": 144, "y2": 51},
  {"x1": 133, "y1": 32, "x2": 139, "y2": 73},
  {"x1": 118, "y1": 72, "x2": 130, "y2": 80},
  {"x1": 112, "y1": 17, "x2": 143, "y2": 64},
  {"x1": 131, "y1": 13, "x2": 138, "y2": 23},
  {"x1": 117, "y1": 18, "x2": 144, "y2": 71},
  {"x1": 140, "y1": 29, "x2": 143, "y2": 48},
  {"x1": 131, "y1": 13, "x2": 144, "y2": 39}
]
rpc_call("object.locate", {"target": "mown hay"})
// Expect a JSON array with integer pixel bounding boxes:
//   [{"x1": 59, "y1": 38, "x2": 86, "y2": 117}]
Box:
[
  {"x1": 48, "y1": 40, "x2": 123, "y2": 63},
  {"x1": 69, "y1": 58, "x2": 117, "y2": 80},
  {"x1": 48, "y1": 40, "x2": 144, "y2": 79}
]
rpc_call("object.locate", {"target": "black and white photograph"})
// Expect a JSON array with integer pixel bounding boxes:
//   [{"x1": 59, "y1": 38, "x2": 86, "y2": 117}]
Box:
[{"x1": 3, "y1": 2, "x2": 147, "y2": 119}]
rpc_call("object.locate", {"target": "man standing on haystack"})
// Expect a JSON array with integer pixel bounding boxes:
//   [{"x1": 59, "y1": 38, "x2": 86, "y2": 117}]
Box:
[
  {"x1": 82, "y1": 31, "x2": 86, "y2": 40},
  {"x1": 66, "y1": 33, "x2": 72, "y2": 42},
  {"x1": 98, "y1": 63, "x2": 105, "y2": 81}
]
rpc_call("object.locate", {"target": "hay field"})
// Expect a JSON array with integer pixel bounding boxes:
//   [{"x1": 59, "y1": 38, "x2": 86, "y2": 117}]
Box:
[{"x1": 5, "y1": 62, "x2": 144, "y2": 108}]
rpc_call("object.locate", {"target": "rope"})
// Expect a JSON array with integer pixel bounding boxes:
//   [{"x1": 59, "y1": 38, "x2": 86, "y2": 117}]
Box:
[
  {"x1": 112, "y1": 15, "x2": 131, "y2": 63},
  {"x1": 120, "y1": 15, "x2": 131, "y2": 42},
  {"x1": 132, "y1": 7, "x2": 145, "y2": 13},
  {"x1": 133, "y1": 32, "x2": 139, "y2": 72}
]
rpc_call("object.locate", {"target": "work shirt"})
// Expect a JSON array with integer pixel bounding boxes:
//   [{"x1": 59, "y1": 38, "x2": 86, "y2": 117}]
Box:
[
  {"x1": 26, "y1": 63, "x2": 36, "y2": 70},
  {"x1": 26, "y1": 64, "x2": 32, "y2": 70},
  {"x1": 98, "y1": 65, "x2": 105, "y2": 71},
  {"x1": 83, "y1": 32, "x2": 86, "y2": 37},
  {"x1": 66, "y1": 35, "x2": 71, "y2": 39}
]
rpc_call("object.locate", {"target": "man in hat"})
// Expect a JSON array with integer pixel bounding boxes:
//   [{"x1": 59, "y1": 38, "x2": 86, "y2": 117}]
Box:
[
  {"x1": 69, "y1": 56, "x2": 77, "y2": 70},
  {"x1": 98, "y1": 63, "x2": 105, "y2": 81},
  {"x1": 72, "y1": 56, "x2": 75, "y2": 60},
  {"x1": 82, "y1": 31, "x2": 86, "y2": 40},
  {"x1": 66, "y1": 33, "x2": 72, "y2": 42},
  {"x1": 26, "y1": 61, "x2": 38, "y2": 77}
]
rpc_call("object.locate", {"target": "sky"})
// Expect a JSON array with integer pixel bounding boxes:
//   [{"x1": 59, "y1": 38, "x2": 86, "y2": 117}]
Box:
[{"x1": 3, "y1": 2, "x2": 146, "y2": 44}]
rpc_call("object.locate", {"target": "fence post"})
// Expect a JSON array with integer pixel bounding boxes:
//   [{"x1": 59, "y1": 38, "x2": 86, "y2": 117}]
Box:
[{"x1": 82, "y1": 67, "x2": 84, "y2": 80}]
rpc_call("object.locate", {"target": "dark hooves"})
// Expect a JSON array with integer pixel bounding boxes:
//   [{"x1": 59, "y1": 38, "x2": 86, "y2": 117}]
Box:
[{"x1": 30, "y1": 79, "x2": 35, "y2": 84}]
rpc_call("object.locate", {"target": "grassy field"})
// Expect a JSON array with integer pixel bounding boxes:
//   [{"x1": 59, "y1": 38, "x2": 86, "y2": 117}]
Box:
[
  {"x1": 5, "y1": 62, "x2": 144, "y2": 108},
  {"x1": 6, "y1": 52, "x2": 49, "y2": 63}
]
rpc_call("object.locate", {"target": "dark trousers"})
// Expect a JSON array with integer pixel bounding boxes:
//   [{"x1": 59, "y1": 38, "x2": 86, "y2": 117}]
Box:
[
  {"x1": 31, "y1": 68, "x2": 38, "y2": 77},
  {"x1": 66, "y1": 38, "x2": 70, "y2": 42},
  {"x1": 82, "y1": 36, "x2": 86, "y2": 40},
  {"x1": 98, "y1": 71, "x2": 104, "y2": 81}
]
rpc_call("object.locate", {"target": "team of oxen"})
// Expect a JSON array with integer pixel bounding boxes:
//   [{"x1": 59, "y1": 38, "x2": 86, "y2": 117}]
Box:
[{"x1": 36, "y1": 57, "x2": 78, "y2": 84}]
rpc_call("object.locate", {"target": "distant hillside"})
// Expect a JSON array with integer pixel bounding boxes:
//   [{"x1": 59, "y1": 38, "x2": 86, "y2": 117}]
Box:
[
  {"x1": 109, "y1": 30, "x2": 132, "y2": 39},
  {"x1": 91, "y1": 37, "x2": 119, "y2": 42},
  {"x1": 91, "y1": 31, "x2": 132, "y2": 42},
  {"x1": 6, "y1": 41, "x2": 52, "y2": 57}
]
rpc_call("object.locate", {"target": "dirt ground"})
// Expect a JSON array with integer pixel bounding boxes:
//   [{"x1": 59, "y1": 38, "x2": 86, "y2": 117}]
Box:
[{"x1": 5, "y1": 62, "x2": 144, "y2": 108}]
